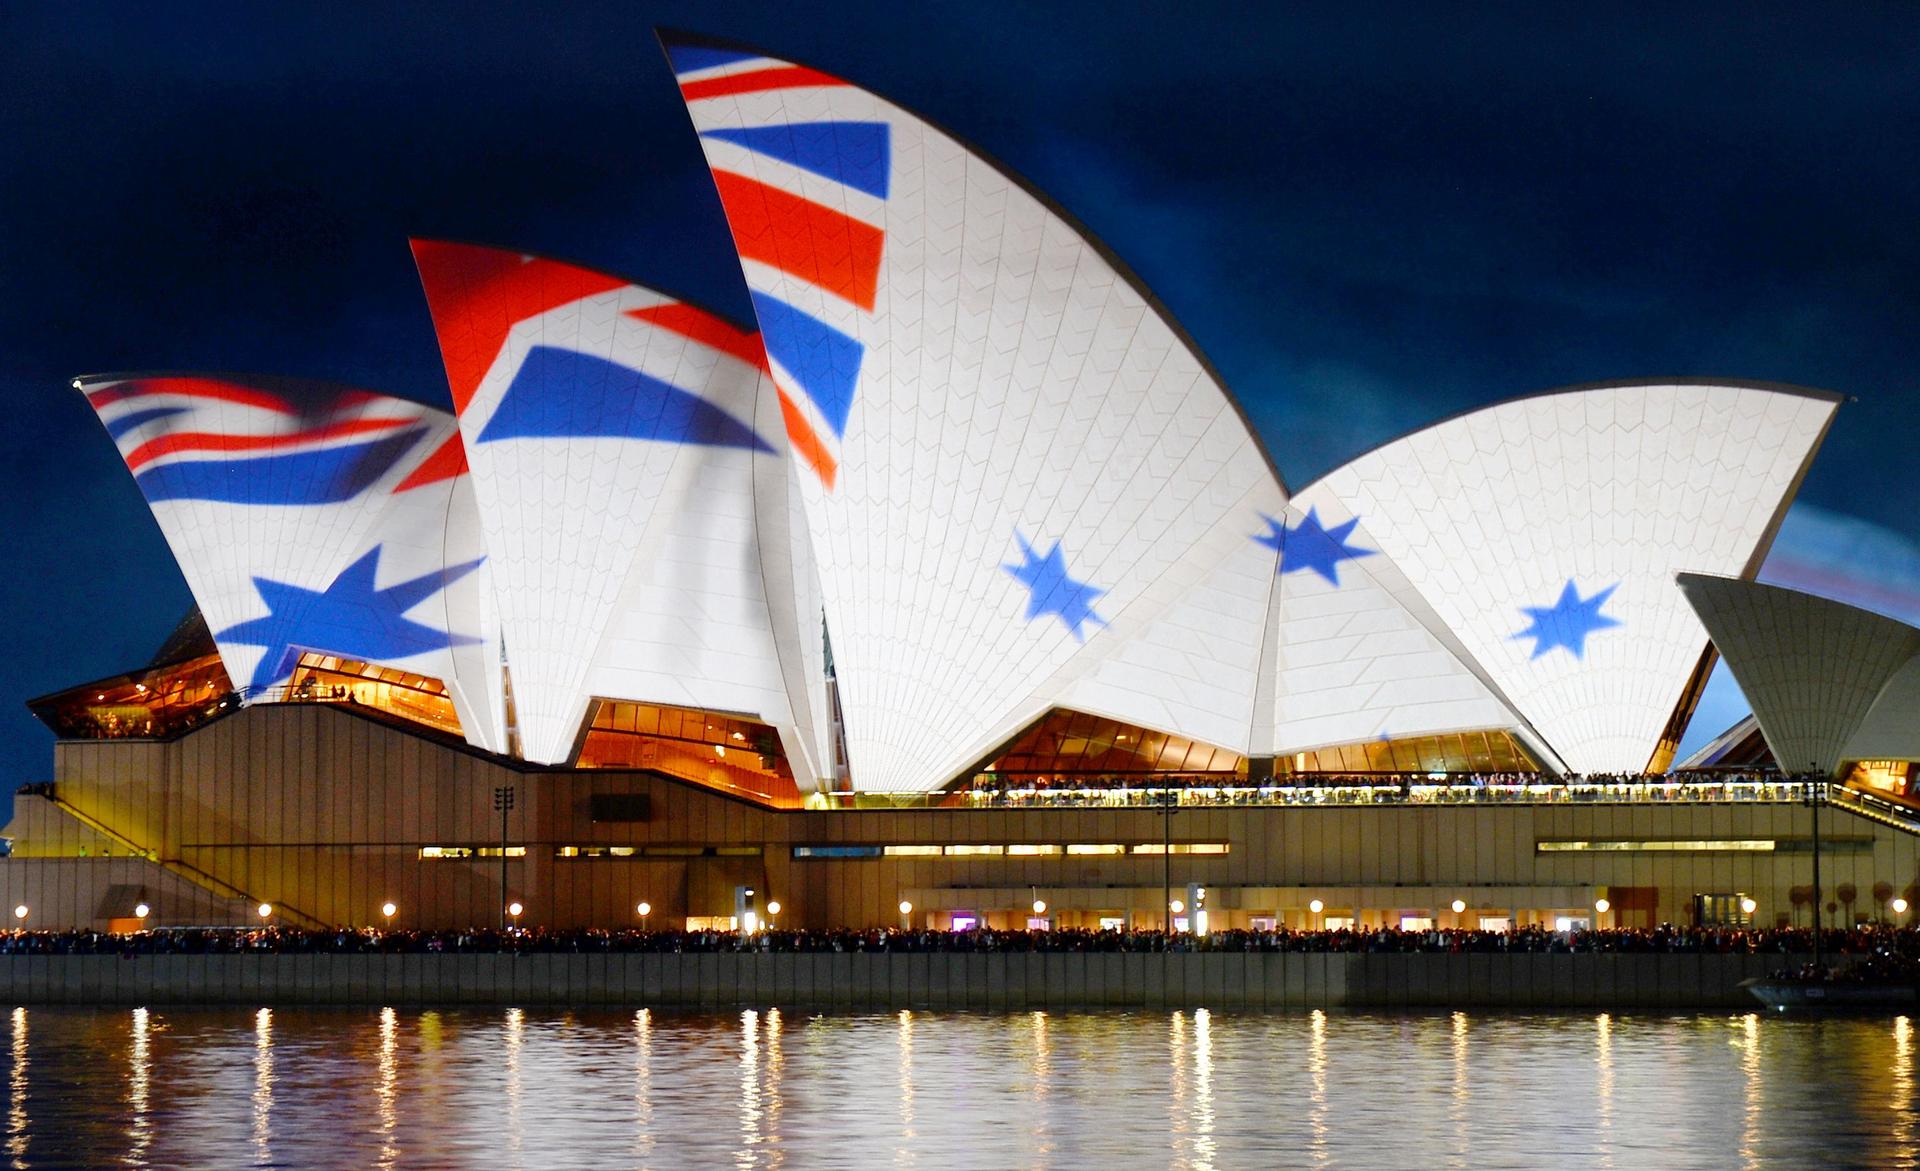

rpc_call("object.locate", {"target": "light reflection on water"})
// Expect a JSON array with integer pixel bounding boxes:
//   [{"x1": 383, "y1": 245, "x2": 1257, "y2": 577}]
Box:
[{"x1": 0, "y1": 1007, "x2": 1917, "y2": 1169}]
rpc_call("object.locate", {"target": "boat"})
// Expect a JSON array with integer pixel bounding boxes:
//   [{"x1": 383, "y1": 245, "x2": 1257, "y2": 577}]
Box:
[{"x1": 1742, "y1": 952, "x2": 1920, "y2": 1011}]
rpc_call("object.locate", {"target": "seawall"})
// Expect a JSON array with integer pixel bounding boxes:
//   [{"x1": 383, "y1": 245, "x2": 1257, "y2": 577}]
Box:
[{"x1": 0, "y1": 951, "x2": 1799, "y2": 1010}]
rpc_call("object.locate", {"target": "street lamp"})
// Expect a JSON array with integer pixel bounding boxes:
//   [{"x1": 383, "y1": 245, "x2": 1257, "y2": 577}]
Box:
[
  {"x1": 766, "y1": 900, "x2": 782, "y2": 923},
  {"x1": 134, "y1": 903, "x2": 150, "y2": 921},
  {"x1": 1894, "y1": 897, "x2": 1910, "y2": 916},
  {"x1": 1594, "y1": 898, "x2": 1610, "y2": 915},
  {"x1": 11, "y1": 905, "x2": 26, "y2": 925},
  {"x1": 1308, "y1": 899, "x2": 1324, "y2": 916},
  {"x1": 1032, "y1": 899, "x2": 1047, "y2": 915},
  {"x1": 507, "y1": 901, "x2": 524, "y2": 928},
  {"x1": 637, "y1": 901, "x2": 652, "y2": 925},
  {"x1": 1451, "y1": 899, "x2": 1467, "y2": 914},
  {"x1": 256, "y1": 902, "x2": 273, "y2": 921},
  {"x1": 381, "y1": 901, "x2": 397, "y2": 921},
  {"x1": 493, "y1": 785, "x2": 516, "y2": 931},
  {"x1": 898, "y1": 899, "x2": 913, "y2": 930},
  {"x1": 1740, "y1": 897, "x2": 1758, "y2": 917}
]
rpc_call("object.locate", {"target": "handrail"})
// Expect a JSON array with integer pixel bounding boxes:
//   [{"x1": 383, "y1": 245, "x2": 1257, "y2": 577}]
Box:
[
  {"x1": 1828, "y1": 786, "x2": 1920, "y2": 836},
  {"x1": 814, "y1": 778, "x2": 1815, "y2": 811},
  {"x1": 22, "y1": 789, "x2": 327, "y2": 929}
]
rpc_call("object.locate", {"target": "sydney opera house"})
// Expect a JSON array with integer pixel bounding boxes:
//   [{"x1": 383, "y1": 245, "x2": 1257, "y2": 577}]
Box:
[{"x1": 6, "y1": 34, "x2": 1920, "y2": 934}]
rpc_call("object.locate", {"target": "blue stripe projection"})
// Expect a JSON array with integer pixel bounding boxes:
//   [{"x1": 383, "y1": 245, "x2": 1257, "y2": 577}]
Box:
[
  {"x1": 750, "y1": 293, "x2": 862, "y2": 437},
  {"x1": 104, "y1": 405, "x2": 189, "y2": 440},
  {"x1": 477, "y1": 345, "x2": 772, "y2": 452},
  {"x1": 667, "y1": 45, "x2": 761, "y2": 74},
  {"x1": 134, "y1": 428, "x2": 426, "y2": 505},
  {"x1": 702, "y1": 121, "x2": 891, "y2": 199}
]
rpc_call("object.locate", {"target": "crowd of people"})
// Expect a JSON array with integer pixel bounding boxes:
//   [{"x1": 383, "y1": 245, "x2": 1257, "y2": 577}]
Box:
[
  {"x1": 2, "y1": 923, "x2": 1914, "y2": 957},
  {"x1": 959, "y1": 769, "x2": 1801, "y2": 809}
]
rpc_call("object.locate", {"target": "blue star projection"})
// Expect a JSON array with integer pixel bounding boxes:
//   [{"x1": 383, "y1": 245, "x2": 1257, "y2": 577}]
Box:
[
  {"x1": 1255, "y1": 507, "x2": 1375, "y2": 586},
  {"x1": 1512, "y1": 579, "x2": 1623, "y2": 659},
  {"x1": 1003, "y1": 530, "x2": 1107, "y2": 641},
  {"x1": 217, "y1": 545, "x2": 484, "y2": 691}
]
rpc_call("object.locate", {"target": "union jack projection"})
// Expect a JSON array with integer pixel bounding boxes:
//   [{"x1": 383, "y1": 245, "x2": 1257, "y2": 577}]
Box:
[
  {"x1": 662, "y1": 40, "x2": 889, "y2": 491},
  {"x1": 409, "y1": 241, "x2": 828, "y2": 775},
  {"x1": 76, "y1": 373, "x2": 508, "y2": 753}
]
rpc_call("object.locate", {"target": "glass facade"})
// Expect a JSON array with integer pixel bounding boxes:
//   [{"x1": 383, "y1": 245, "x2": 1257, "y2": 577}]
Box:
[
  {"x1": 29, "y1": 653, "x2": 234, "y2": 740},
  {"x1": 972, "y1": 709, "x2": 1247, "y2": 786},
  {"x1": 577, "y1": 700, "x2": 801, "y2": 806},
  {"x1": 1281, "y1": 730, "x2": 1538, "y2": 775},
  {"x1": 286, "y1": 654, "x2": 463, "y2": 738}
]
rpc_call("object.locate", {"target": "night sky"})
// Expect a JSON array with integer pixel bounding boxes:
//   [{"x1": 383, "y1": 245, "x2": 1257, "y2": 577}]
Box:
[{"x1": 3, "y1": 3, "x2": 1917, "y2": 798}]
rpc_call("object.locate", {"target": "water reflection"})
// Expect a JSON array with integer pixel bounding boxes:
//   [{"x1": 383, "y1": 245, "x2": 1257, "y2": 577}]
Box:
[
  {"x1": 1307, "y1": 1008, "x2": 1329, "y2": 1166},
  {"x1": 633, "y1": 1008, "x2": 653, "y2": 1166},
  {"x1": 8, "y1": 1006, "x2": 26, "y2": 1165},
  {"x1": 1894, "y1": 1016, "x2": 1914, "y2": 1160},
  {"x1": 0, "y1": 1008, "x2": 1913, "y2": 1168},
  {"x1": 1595, "y1": 1013, "x2": 1613, "y2": 1170},
  {"x1": 1737, "y1": 1012, "x2": 1762, "y2": 1170},
  {"x1": 252, "y1": 1007, "x2": 273, "y2": 1165},
  {"x1": 896, "y1": 1010, "x2": 915, "y2": 1167},
  {"x1": 375, "y1": 1006, "x2": 398, "y2": 1169},
  {"x1": 1191, "y1": 1009, "x2": 1215, "y2": 1171},
  {"x1": 128, "y1": 1007, "x2": 152, "y2": 1167}
]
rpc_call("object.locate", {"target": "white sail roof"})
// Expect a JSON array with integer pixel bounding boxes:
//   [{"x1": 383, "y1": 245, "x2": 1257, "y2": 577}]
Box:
[
  {"x1": 75, "y1": 373, "x2": 508, "y2": 752},
  {"x1": 1679, "y1": 573, "x2": 1920, "y2": 775},
  {"x1": 661, "y1": 34, "x2": 1286, "y2": 789},
  {"x1": 1307, "y1": 382, "x2": 1837, "y2": 773},
  {"x1": 411, "y1": 241, "x2": 826, "y2": 778}
]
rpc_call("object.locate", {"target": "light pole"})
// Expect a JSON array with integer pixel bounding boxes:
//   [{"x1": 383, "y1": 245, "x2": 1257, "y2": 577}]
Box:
[
  {"x1": 1806, "y1": 766, "x2": 1823, "y2": 972},
  {"x1": 493, "y1": 785, "x2": 516, "y2": 932},
  {"x1": 898, "y1": 899, "x2": 913, "y2": 931},
  {"x1": 637, "y1": 901, "x2": 652, "y2": 930}
]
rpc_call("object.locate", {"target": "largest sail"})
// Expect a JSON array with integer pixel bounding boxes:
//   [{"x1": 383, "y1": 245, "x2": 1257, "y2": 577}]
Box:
[{"x1": 660, "y1": 34, "x2": 1287, "y2": 789}]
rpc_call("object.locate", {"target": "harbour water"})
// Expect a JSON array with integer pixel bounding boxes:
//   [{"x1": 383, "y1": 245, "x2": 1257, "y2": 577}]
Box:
[{"x1": 3, "y1": 1006, "x2": 1916, "y2": 1169}]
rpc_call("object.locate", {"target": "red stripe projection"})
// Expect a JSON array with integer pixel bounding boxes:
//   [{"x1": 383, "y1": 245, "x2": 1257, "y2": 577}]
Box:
[
  {"x1": 123, "y1": 417, "x2": 416, "y2": 472},
  {"x1": 625, "y1": 303, "x2": 773, "y2": 376},
  {"x1": 410, "y1": 239, "x2": 628, "y2": 415},
  {"x1": 711, "y1": 170, "x2": 882, "y2": 311},
  {"x1": 776, "y1": 389, "x2": 838, "y2": 489},
  {"x1": 679, "y1": 66, "x2": 848, "y2": 102}
]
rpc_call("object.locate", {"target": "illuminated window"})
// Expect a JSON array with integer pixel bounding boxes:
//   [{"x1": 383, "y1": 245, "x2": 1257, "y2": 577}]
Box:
[
  {"x1": 793, "y1": 846, "x2": 885, "y2": 859},
  {"x1": 1537, "y1": 840, "x2": 1775, "y2": 853},
  {"x1": 419, "y1": 846, "x2": 525, "y2": 860},
  {"x1": 1129, "y1": 843, "x2": 1230, "y2": 856},
  {"x1": 944, "y1": 845, "x2": 1006, "y2": 856},
  {"x1": 1067, "y1": 844, "x2": 1126, "y2": 856},
  {"x1": 1005, "y1": 844, "x2": 1062, "y2": 856},
  {"x1": 881, "y1": 845, "x2": 942, "y2": 857}
]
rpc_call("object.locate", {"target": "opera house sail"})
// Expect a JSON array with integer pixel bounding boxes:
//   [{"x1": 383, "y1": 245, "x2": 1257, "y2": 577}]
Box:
[
  {"x1": 410, "y1": 241, "x2": 829, "y2": 783},
  {"x1": 73, "y1": 373, "x2": 509, "y2": 752},
  {"x1": 660, "y1": 34, "x2": 1289, "y2": 791}
]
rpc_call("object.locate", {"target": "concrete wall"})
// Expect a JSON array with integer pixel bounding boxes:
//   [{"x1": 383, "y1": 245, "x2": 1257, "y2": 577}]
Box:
[
  {"x1": 0, "y1": 951, "x2": 1798, "y2": 1010},
  {"x1": 9, "y1": 703, "x2": 1918, "y2": 931}
]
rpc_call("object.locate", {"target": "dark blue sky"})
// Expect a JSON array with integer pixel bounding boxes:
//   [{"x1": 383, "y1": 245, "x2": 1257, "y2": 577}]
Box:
[{"x1": 2, "y1": 3, "x2": 1917, "y2": 793}]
